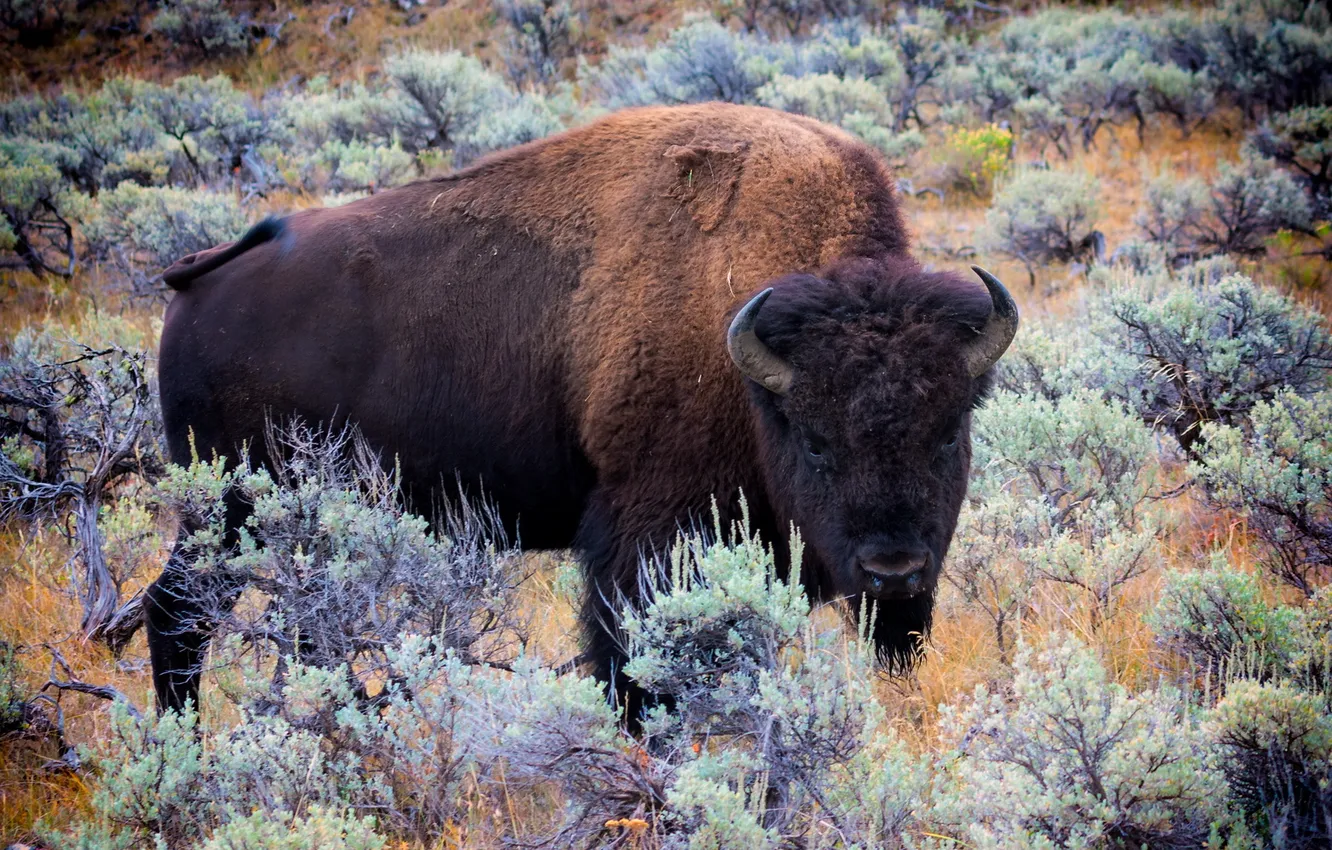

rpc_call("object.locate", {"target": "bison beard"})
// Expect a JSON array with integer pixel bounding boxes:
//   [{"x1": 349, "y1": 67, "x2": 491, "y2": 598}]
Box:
[{"x1": 147, "y1": 103, "x2": 1017, "y2": 727}]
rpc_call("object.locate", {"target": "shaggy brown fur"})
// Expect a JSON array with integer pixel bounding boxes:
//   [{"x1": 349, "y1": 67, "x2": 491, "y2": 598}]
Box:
[{"x1": 150, "y1": 103, "x2": 1009, "y2": 721}]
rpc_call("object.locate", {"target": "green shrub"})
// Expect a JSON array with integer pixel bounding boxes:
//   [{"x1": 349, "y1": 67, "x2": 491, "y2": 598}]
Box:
[
  {"x1": 380, "y1": 50, "x2": 509, "y2": 156},
  {"x1": 938, "y1": 62, "x2": 1021, "y2": 127},
  {"x1": 802, "y1": 18, "x2": 904, "y2": 85},
  {"x1": 992, "y1": 312, "x2": 1136, "y2": 403},
  {"x1": 625, "y1": 517, "x2": 928, "y2": 845},
  {"x1": 1137, "y1": 151, "x2": 1313, "y2": 259},
  {"x1": 466, "y1": 91, "x2": 566, "y2": 160},
  {"x1": 154, "y1": 422, "x2": 527, "y2": 685},
  {"x1": 199, "y1": 808, "x2": 386, "y2": 850},
  {"x1": 935, "y1": 123, "x2": 1012, "y2": 196},
  {"x1": 882, "y1": 7, "x2": 955, "y2": 132},
  {"x1": 973, "y1": 388, "x2": 1157, "y2": 528},
  {"x1": 1194, "y1": 390, "x2": 1332, "y2": 595},
  {"x1": 282, "y1": 77, "x2": 378, "y2": 149},
  {"x1": 579, "y1": 16, "x2": 786, "y2": 109},
  {"x1": 1208, "y1": 680, "x2": 1332, "y2": 848},
  {"x1": 983, "y1": 168, "x2": 1103, "y2": 288},
  {"x1": 42, "y1": 692, "x2": 385, "y2": 849},
  {"x1": 152, "y1": 0, "x2": 252, "y2": 58},
  {"x1": 140, "y1": 75, "x2": 284, "y2": 189},
  {"x1": 1150, "y1": 554, "x2": 1299, "y2": 677},
  {"x1": 930, "y1": 633, "x2": 1230, "y2": 848},
  {"x1": 375, "y1": 50, "x2": 560, "y2": 167},
  {"x1": 0, "y1": 311, "x2": 163, "y2": 645},
  {"x1": 1098, "y1": 268, "x2": 1332, "y2": 456},
  {"x1": 19, "y1": 80, "x2": 173, "y2": 195},
  {"x1": 45, "y1": 506, "x2": 931, "y2": 847},
  {"x1": 1291, "y1": 588, "x2": 1332, "y2": 691},
  {"x1": 1205, "y1": 2, "x2": 1332, "y2": 118},
  {"x1": 1251, "y1": 105, "x2": 1332, "y2": 218},
  {"x1": 755, "y1": 72, "x2": 922, "y2": 164},
  {"x1": 757, "y1": 72, "x2": 887, "y2": 128},
  {"x1": 493, "y1": 0, "x2": 584, "y2": 87},
  {"x1": 1138, "y1": 59, "x2": 1218, "y2": 136},
  {"x1": 300, "y1": 139, "x2": 415, "y2": 195},
  {"x1": 81, "y1": 183, "x2": 248, "y2": 295},
  {"x1": 963, "y1": 388, "x2": 1161, "y2": 626},
  {"x1": 0, "y1": 136, "x2": 78, "y2": 277},
  {"x1": 992, "y1": 9, "x2": 1216, "y2": 153},
  {"x1": 945, "y1": 491, "x2": 1046, "y2": 665}
]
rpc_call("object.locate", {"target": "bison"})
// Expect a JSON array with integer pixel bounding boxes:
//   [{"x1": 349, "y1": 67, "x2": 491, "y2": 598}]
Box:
[{"x1": 148, "y1": 102, "x2": 1018, "y2": 720}]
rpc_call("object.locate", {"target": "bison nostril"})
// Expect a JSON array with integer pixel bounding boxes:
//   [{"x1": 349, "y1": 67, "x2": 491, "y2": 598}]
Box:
[{"x1": 859, "y1": 551, "x2": 930, "y2": 579}]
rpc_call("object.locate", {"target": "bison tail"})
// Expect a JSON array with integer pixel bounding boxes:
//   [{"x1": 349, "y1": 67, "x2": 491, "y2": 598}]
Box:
[{"x1": 162, "y1": 216, "x2": 287, "y2": 291}]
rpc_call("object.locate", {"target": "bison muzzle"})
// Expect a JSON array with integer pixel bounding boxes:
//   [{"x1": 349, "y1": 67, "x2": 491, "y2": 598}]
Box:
[{"x1": 147, "y1": 103, "x2": 1018, "y2": 724}]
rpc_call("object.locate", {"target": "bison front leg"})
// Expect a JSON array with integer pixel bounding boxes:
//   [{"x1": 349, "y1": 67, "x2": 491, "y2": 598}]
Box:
[{"x1": 574, "y1": 490, "x2": 676, "y2": 732}]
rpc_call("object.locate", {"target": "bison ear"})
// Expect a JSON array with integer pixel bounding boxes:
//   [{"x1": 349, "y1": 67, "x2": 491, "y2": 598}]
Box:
[{"x1": 663, "y1": 141, "x2": 749, "y2": 233}]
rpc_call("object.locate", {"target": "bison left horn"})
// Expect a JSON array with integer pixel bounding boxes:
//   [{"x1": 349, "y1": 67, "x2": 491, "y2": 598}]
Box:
[
  {"x1": 728, "y1": 288, "x2": 794, "y2": 395},
  {"x1": 964, "y1": 266, "x2": 1020, "y2": 378}
]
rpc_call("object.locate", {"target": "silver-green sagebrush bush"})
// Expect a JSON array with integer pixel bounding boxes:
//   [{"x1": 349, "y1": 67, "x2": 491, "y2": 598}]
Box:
[
  {"x1": 0, "y1": 311, "x2": 164, "y2": 644},
  {"x1": 15, "y1": 79, "x2": 176, "y2": 194},
  {"x1": 1251, "y1": 106, "x2": 1332, "y2": 219},
  {"x1": 138, "y1": 74, "x2": 283, "y2": 189},
  {"x1": 992, "y1": 312, "x2": 1137, "y2": 403},
  {"x1": 578, "y1": 15, "x2": 785, "y2": 109},
  {"x1": 1137, "y1": 150, "x2": 1313, "y2": 261},
  {"x1": 1193, "y1": 390, "x2": 1332, "y2": 595},
  {"x1": 81, "y1": 183, "x2": 248, "y2": 296},
  {"x1": 756, "y1": 72, "x2": 922, "y2": 165},
  {"x1": 492, "y1": 0, "x2": 585, "y2": 87},
  {"x1": 0, "y1": 135, "x2": 78, "y2": 277},
  {"x1": 1150, "y1": 553, "x2": 1300, "y2": 678},
  {"x1": 1207, "y1": 680, "x2": 1332, "y2": 849},
  {"x1": 43, "y1": 499, "x2": 935, "y2": 848},
  {"x1": 1094, "y1": 266, "x2": 1332, "y2": 456},
  {"x1": 977, "y1": 9, "x2": 1219, "y2": 155},
  {"x1": 154, "y1": 422, "x2": 528, "y2": 683},
  {"x1": 983, "y1": 168, "x2": 1103, "y2": 288},
  {"x1": 43, "y1": 675, "x2": 389, "y2": 849},
  {"x1": 626, "y1": 518, "x2": 927, "y2": 848},
  {"x1": 151, "y1": 0, "x2": 253, "y2": 58},
  {"x1": 945, "y1": 490, "x2": 1048, "y2": 665},
  {"x1": 957, "y1": 388, "x2": 1162, "y2": 637},
  {"x1": 929, "y1": 634, "x2": 1231, "y2": 849},
  {"x1": 380, "y1": 49, "x2": 568, "y2": 167},
  {"x1": 299, "y1": 139, "x2": 416, "y2": 195}
]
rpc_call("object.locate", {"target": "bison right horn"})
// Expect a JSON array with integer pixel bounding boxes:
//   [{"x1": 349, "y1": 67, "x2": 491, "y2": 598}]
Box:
[
  {"x1": 963, "y1": 266, "x2": 1020, "y2": 378},
  {"x1": 728, "y1": 288, "x2": 794, "y2": 395}
]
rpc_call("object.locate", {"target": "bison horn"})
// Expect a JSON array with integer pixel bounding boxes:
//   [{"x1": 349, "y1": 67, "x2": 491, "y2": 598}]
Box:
[
  {"x1": 728, "y1": 288, "x2": 794, "y2": 395},
  {"x1": 964, "y1": 266, "x2": 1020, "y2": 378}
]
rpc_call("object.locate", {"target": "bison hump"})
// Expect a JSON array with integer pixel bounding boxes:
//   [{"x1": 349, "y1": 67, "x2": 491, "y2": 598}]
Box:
[{"x1": 663, "y1": 141, "x2": 748, "y2": 233}]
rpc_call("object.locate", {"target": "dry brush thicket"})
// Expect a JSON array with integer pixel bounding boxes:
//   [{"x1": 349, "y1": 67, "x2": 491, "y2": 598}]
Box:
[{"x1": 3, "y1": 1, "x2": 1332, "y2": 848}]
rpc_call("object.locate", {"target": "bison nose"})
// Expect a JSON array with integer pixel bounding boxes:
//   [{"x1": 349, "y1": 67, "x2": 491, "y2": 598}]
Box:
[{"x1": 856, "y1": 546, "x2": 931, "y2": 596}]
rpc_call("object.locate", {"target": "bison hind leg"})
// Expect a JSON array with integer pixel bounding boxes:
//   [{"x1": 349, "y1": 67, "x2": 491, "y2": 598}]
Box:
[{"x1": 145, "y1": 489, "x2": 252, "y2": 714}]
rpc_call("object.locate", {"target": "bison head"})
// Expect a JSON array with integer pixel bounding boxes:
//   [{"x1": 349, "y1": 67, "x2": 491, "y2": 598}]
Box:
[{"x1": 728, "y1": 256, "x2": 1017, "y2": 670}]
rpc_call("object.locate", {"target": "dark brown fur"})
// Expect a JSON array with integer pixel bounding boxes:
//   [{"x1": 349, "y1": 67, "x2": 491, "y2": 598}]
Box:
[{"x1": 149, "y1": 103, "x2": 1001, "y2": 719}]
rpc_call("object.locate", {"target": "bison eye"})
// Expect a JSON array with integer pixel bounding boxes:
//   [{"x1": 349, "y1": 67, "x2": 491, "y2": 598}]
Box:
[
  {"x1": 804, "y1": 435, "x2": 827, "y2": 465},
  {"x1": 941, "y1": 429, "x2": 960, "y2": 451}
]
